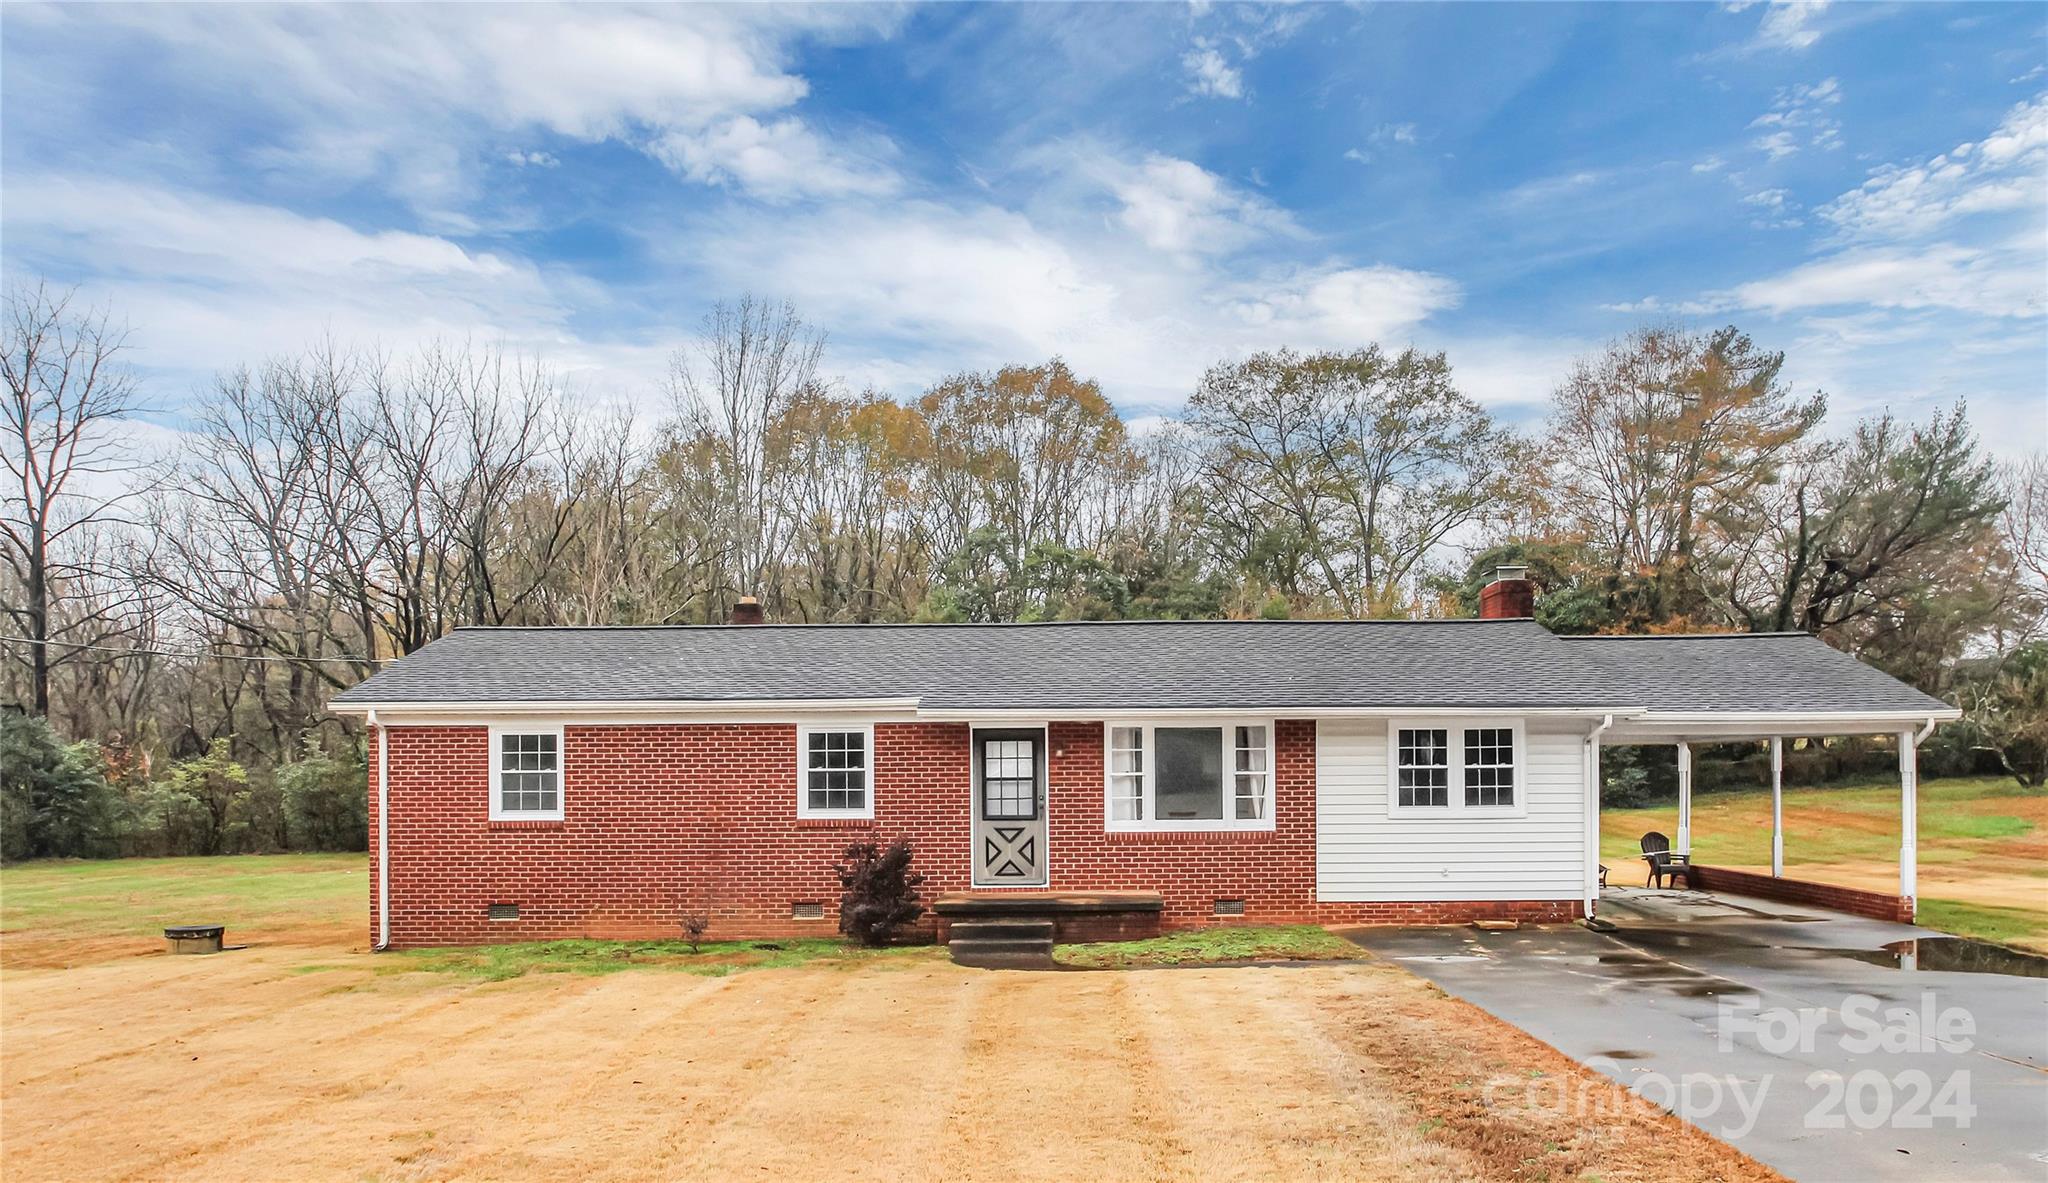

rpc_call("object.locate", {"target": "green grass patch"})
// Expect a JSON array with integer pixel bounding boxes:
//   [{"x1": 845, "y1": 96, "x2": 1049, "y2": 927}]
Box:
[
  {"x1": 0, "y1": 853, "x2": 364, "y2": 943},
  {"x1": 1600, "y1": 775, "x2": 2044, "y2": 870},
  {"x1": 392, "y1": 937, "x2": 935, "y2": 982},
  {"x1": 1917, "y1": 899, "x2": 2048, "y2": 950},
  {"x1": 1929, "y1": 814, "x2": 2032, "y2": 840},
  {"x1": 1053, "y1": 924, "x2": 1357, "y2": 969}
]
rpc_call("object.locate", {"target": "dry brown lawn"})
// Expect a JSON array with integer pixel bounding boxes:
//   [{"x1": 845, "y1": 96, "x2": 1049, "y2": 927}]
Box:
[{"x1": 1, "y1": 931, "x2": 1779, "y2": 1182}]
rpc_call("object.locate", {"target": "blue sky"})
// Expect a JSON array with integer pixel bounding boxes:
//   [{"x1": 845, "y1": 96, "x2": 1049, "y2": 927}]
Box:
[{"x1": 3, "y1": 2, "x2": 2043, "y2": 450}]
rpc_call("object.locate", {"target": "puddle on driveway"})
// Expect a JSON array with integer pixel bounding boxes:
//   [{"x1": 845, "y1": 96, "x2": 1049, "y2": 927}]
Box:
[
  {"x1": 1612, "y1": 921, "x2": 2048, "y2": 979},
  {"x1": 1805, "y1": 938, "x2": 2048, "y2": 978}
]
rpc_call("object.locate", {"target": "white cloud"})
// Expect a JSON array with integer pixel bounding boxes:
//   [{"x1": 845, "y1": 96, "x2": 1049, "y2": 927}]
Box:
[
  {"x1": 39, "y1": 5, "x2": 900, "y2": 204},
  {"x1": 1692, "y1": 155, "x2": 1727, "y2": 174},
  {"x1": 1596, "y1": 295, "x2": 1726, "y2": 316},
  {"x1": 682, "y1": 194, "x2": 1459, "y2": 407},
  {"x1": 1753, "y1": 131, "x2": 1799, "y2": 161},
  {"x1": 0, "y1": 173, "x2": 681, "y2": 402},
  {"x1": 1103, "y1": 154, "x2": 1298, "y2": 255},
  {"x1": 1743, "y1": 187, "x2": 1803, "y2": 228},
  {"x1": 1182, "y1": 42, "x2": 1244, "y2": 100},
  {"x1": 1226, "y1": 265, "x2": 1461, "y2": 345},
  {"x1": 1372, "y1": 122, "x2": 1419, "y2": 147},
  {"x1": 1822, "y1": 94, "x2": 2048, "y2": 240},
  {"x1": 652, "y1": 116, "x2": 899, "y2": 201},
  {"x1": 1729, "y1": 241, "x2": 2042, "y2": 319},
  {"x1": 1749, "y1": 77, "x2": 1842, "y2": 161},
  {"x1": 1754, "y1": 1, "x2": 1831, "y2": 52},
  {"x1": 506, "y1": 150, "x2": 559, "y2": 168}
]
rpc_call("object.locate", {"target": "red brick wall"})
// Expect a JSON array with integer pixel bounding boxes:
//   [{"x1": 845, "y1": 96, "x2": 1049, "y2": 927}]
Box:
[
  {"x1": 1689, "y1": 865, "x2": 1914, "y2": 923},
  {"x1": 371, "y1": 718, "x2": 1576, "y2": 947}
]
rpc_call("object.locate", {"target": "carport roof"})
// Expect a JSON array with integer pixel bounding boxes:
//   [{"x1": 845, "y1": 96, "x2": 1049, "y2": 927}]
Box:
[
  {"x1": 330, "y1": 618, "x2": 1952, "y2": 722},
  {"x1": 1559, "y1": 632, "x2": 1952, "y2": 715}
]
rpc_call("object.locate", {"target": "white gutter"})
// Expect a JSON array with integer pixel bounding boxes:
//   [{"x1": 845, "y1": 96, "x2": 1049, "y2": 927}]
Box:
[
  {"x1": 1583, "y1": 714, "x2": 1613, "y2": 918},
  {"x1": 1915, "y1": 715, "x2": 1939, "y2": 744},
  {"x1": 855, "y1": 705, "x2": 1645, "y2": 723},
  {"x1": 1629, "y1": 708, "x2": 1962, "y2": 725},
  {"x1": 328, "y1": 696, "x2": 923, "y2": 718},
  {"x1": 371, "y1": 709, "x2": 390, "y2": 952}
]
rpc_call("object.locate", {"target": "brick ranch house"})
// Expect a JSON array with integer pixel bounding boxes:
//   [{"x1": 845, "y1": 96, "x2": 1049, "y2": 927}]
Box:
[{"x1": 328, "y1": 571, "x2": 1956, "y2": 950}]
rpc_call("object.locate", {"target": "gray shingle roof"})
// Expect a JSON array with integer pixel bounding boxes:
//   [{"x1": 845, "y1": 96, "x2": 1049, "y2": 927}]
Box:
[
  {"x1": 1560, "y1": 633, "x2": 1951, "y2": 714},
  {"x1": 329, "y1": 619, "x2": 1947, "y2": 716},
  {"x1": 332, "y1": 619, "x2": 1634, "y2": 710}
]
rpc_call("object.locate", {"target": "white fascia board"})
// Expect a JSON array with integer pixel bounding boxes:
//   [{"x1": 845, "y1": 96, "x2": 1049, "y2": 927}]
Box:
[
  {"x1": 1604, "y1": 708, "x2": 1958, "y2": 743},
  {"x1": 1634, "y1": 709, "x2": 1960, "y2": 723},
  {"x1": 330, "y1": 697, "x2": 922, "y2": 725},
  {"x1": 916, "y1": 705, "x2": 1647, "y2": 723}
]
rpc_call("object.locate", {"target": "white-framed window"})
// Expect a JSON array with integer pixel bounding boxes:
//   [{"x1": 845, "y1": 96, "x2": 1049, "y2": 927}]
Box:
[
  {"x1": 1102, "y1": 721, "x2": 1275, "y2": 832},
  {"x1": 489, "y1": 725, "x2": 564, "y2": 821},
  {"x1": 1386, "y1": 719, "x2": 1525, "y2": 818},
  {"x1": 797, "y1": 724, "x2": 874, "y2": 819}
]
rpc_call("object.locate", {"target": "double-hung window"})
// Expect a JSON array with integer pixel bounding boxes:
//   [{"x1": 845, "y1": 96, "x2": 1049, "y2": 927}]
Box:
[
  {"x1": 490, "y1": 725, "x2": 564, "y2": 821},
  {"x1": 798, "y1": 725, "x2": 874, "y2": 819},
  {"x1": 1388, "y1": 720, "x2": 1524, "y2": 817},
  {"x1": 1103, "y1": 721, "x2": 1274, "y2": 832}
]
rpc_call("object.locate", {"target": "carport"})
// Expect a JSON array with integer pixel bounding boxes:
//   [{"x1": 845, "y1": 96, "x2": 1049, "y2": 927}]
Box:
[{"x1": 1562, "y1": 634, "x2": 1960, "y2": 923}]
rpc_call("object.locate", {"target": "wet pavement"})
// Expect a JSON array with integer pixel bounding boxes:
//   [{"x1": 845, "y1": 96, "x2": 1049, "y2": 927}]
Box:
[{"x1": 1345, "y1": 889, "x2": 2048, "y2": 1182}]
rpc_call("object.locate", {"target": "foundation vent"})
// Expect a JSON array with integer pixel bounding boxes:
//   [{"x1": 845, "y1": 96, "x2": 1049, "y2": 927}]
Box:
[
  {"x1": 1213, "y1": 899, "x2": 1246, "y2": 917},
  {"x1": 791, "y1": 902, "x2": 826, "y2": 920},
  {"x1": 487, "y1": 903, "x2": 520, "y2": 922}
]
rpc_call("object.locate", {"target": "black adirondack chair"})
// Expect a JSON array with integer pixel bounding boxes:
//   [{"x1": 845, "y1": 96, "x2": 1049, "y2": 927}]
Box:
[{"x1": 1640, "y1": 831, "x2": 1696, "y2": 890}]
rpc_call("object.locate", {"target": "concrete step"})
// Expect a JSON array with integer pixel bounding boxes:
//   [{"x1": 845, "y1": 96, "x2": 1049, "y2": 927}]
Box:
[
  {"x1": 948, "y1": 936, "x2": 1054, "y2": 958},
  {"x1": 949, "y1": 919, "x2": 1054, "y2": 943},
  {"x1": 949, "y1": 938, "x2": 1056, "y2": 969}
]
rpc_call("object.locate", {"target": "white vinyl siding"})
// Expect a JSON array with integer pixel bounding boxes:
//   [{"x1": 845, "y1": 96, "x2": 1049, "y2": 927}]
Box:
[{"x1": 1316, "y1": 717, "x2": 1586, "y2": 901}]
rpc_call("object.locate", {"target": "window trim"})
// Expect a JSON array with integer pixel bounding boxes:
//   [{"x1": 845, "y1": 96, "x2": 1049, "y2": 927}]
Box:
[
  {"x1": 796, "y1": 723, "x2": 877, "y2": 820},
  {"x1": 1384, "y1": 718, "x2": 1527, "y2": 819},
  {"x1": 487, "y1": 723, "x2": 566, "y2": 821},
  {"x1": 1101, "y1": 718, "x2": 1277, "y2": 834}
]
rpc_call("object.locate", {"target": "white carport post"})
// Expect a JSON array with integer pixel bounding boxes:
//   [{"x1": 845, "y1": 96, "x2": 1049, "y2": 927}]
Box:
[
  {"x1": 1769, "y1": 737, "x2": 1784, "y2": 878},
  {"x1": 1899, "y1": 729, "x2": 1919, "y2": 909},
  {"x1": 1675, "y1": 741, "x2": 1693, "y2": 856}
]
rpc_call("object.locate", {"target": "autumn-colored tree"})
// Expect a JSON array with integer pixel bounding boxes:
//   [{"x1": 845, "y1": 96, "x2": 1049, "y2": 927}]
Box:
[{"x1": 1538, "y1": 325, "x2": 1825, "y2": 628}]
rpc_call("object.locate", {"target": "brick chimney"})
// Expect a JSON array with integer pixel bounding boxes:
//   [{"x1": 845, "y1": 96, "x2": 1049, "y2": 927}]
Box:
[
  {"x1": 729, "y1": 595, "x2": 765, "y2": 625},
  {"x1": 1478, "y1": 565, "x2": 1535, "y2": 620}
]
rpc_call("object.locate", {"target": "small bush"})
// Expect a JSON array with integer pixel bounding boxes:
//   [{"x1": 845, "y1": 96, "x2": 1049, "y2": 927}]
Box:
[
  {"x1": 832, "y1": 838, "x2": 926, "y2": 947},
  {"x1": 0, "y1": 714, "x2": 123, "y2": 861},
  {"x1": 279, "y1": 745, "x2": 369, "y2": 852}
]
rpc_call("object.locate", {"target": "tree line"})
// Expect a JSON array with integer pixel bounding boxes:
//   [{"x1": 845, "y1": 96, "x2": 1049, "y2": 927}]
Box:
[{"x1": 4, "y1": 285, "x2": 2044, "y2": 859}]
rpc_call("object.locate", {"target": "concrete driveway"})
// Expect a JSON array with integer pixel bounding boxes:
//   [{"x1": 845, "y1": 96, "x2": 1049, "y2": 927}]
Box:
[{"x1": 1346, "y1": 889, "x2": 2048, "y2": 1182}]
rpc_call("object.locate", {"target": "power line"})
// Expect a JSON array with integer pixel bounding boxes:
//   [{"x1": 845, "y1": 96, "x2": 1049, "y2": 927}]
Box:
[{"x1": 0, "y1": 634, "x2": 384, "y2": 665}]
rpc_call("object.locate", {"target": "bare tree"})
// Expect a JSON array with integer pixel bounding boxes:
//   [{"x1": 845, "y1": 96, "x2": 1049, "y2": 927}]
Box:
[
  {"x1": 1187, "y1": 346, "x2": 1512, "y2": 616},
  {"x1": 1, "y1": 283, "x2": 145, "y2": 715},
  {"x1": 2004, "y1": 452, "x2": 2048, "y2": 631},
  {"x1": 666, "y1": 297, "x2": 825, "y2": 610}
]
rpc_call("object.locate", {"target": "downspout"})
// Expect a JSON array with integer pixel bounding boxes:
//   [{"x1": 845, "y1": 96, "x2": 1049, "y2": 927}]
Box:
[
  {"x1": 1915, "y1": 716, "x2": 1938, "y2": 745},
  {"x1": 371, "y1": 709, "x2": 390, "y2": 952},
  {"x1": 1583, "y1": 714, "x2": 1613, "y2": 919}
]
